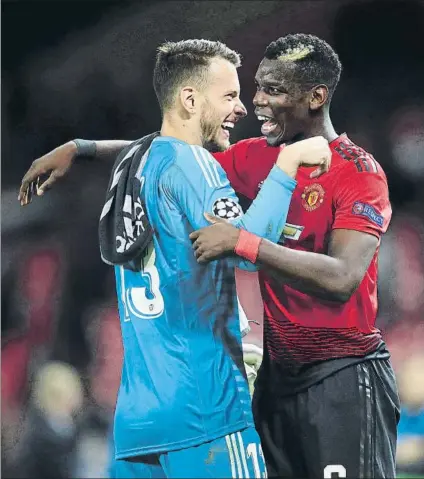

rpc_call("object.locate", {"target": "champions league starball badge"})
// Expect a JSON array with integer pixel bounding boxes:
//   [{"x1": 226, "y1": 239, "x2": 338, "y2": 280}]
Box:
[{"x1": 212, "y1": 198, "x2": 243, "y2": 220}]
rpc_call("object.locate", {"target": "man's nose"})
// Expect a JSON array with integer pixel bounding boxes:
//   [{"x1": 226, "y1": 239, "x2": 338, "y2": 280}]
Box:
[
  {"x1": 253, "y1": 90, "x2": 268, "y2": 107},
  {"x1": 235, "y1": 100, "x2": 247, "y2": 118}
]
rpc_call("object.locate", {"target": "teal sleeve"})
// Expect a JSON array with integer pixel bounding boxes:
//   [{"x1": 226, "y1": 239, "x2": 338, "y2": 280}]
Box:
[{"x1": 163, "y1": 145, "x2": 296, "y2": 271}]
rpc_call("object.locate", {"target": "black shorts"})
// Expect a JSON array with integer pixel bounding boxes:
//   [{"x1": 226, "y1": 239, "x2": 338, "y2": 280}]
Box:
[{"x1": 252, "y1": 359, "x2": 401, "y2": 478}]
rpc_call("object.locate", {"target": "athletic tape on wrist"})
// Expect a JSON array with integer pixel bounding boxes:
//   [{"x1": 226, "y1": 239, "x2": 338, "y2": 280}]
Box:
[
  {"x1": 73, "y1": 139, "x2": 97, "y2": 158},
  {"x1": 234, "y1": 229, "x2": 261, "y2": 264}
]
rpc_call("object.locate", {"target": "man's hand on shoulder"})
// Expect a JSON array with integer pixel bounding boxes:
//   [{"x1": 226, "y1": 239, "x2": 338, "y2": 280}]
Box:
[
  {"x1": 189, "y1": 213, "x2": 240, "y2": 264},
  {"x1": 18, "y1": 141, "x2": 78, "y2": 206},
  {"x1": 277, "y1": 136, "x2": 332, "y2": 179}
]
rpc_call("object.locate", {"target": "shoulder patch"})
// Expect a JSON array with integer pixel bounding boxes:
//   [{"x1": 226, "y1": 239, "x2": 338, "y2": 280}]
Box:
[
  {"x1": 212, "y1": 197, "x2": 242, "y2": 220},
  {"x1": 352, "y1": 201, "x2": 384, "y2": 227}
]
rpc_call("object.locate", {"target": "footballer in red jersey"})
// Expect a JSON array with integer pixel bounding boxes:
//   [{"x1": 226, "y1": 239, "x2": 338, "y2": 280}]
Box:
[
  {"x1": 215, "y1": 133, "x2": 391, "y2": 368},
  {"x1": 192, "y1": 35, "x2": 400, "y2": 479},
  {"x1": 19, "y1": 34, "x2": 399, "y2": 479}
]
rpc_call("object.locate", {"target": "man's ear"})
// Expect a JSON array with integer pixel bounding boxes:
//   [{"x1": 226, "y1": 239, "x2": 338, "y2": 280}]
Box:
[
  {"x1": 180, "y1": 86, "x2": 198, "y2": 115},
  {"x1": 309, "y1": 85, "x2": 328, "y2": 111}
]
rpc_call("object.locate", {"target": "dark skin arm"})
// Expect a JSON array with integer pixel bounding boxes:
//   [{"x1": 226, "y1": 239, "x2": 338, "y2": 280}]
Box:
[
  {"x1": 190, "y1": 214, "x2": 379, "y2": 303},
  {"x1": 18, "y1": 140, "x2": 131, "y2": 205},
  {"x1": 256, "y1": 229, "x2": 378, "y2": 302},
  {"x1": 19, "y1": 135, "x2": 330, "y2": 205}
]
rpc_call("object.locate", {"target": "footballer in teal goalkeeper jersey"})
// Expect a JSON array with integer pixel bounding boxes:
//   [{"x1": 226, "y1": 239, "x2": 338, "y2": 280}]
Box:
[{"x1": 113, "y1": 135, "x2": 296, "y2": 477}]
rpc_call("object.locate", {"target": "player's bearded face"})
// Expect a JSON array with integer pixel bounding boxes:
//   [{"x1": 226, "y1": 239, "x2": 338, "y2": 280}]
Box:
[
  {"x1": 199, "y1": 97, "x2": 230, "y2": 153},
  {"x1": 198, "y1": 59, "x2": 246, "y2": 153},
  {"x1": 253, "y1": 58, "x2": 311, "y2": 146}
]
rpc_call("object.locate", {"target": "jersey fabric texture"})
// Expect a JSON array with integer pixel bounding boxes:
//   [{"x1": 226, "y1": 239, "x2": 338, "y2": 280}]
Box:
[{"x1": 113, "y1": 136, "x2": 296, "y2": 458}]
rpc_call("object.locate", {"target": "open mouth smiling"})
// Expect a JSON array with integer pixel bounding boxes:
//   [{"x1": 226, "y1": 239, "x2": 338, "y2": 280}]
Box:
[
  {"x1": 221, "y1": 120, "x2": 235, "y2": 138},
  {"x1": 256, "y1": 114, "x2": 279, "y2": 136}
]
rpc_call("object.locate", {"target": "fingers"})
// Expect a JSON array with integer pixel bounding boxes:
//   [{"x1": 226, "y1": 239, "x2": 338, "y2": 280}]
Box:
[
  {"x1": 19, "y1": 180, "x2": 37, "y2": 206},
  {"x1": 309, "y1": 159, "x2": 329, "y2": 178},
  {"x1": 19, "y1": 172, "x2": 61, "y2": 206},
  {"x1": 18, "y1": 159, "x2": 48, "y2": 201},
  {"x1": 309, "y1": 167, "x2": 321, "y2": 179},
  {"x1": 204, "y1": 212, "x2": 217, "y2": 224},
  {"x1": 309, "y1": 151, "x2": 331, "y2": 178},
  {"x1": 18, "y1": 184, "x2": 28, "y2": 203},
  {"x1": 190, "y1": 237, "x2": 209, "y2": 264},
  {"x1": 37, "y1": 172, "x2": 60, "y2": 195},
  {"x1": 189, "y1": 230, "x2": 200, "y2": 241},
  {"x1": 190, "y1": 216, "x2": 228, "y2": 242},
  {"x1": 190, "y1": 235, "x2": 203, "y2": 255},
  {"x1": 19, "y1": 177, "x2": 36, "y2": 203},
  {"x1": 194, "y1": 246, "x2": 204, "y2": 260},
  {"x1": 196, "y1": 252, "x2": 210, "y2": 264},
  {"x1": 203, "y1": 212, "x2": 228, "y2": 224},
  {"x1": 189, "y1": 217, "x2": 220, "y2": 241},
  {"x1": 19, "y1": 171, "x2": 37, "y2": 201},
  {"x1": 19, "y1": 186, "x2": 30, "y2": 206},
  {"x1": 19, "y1": 158, "x2": 65, "y2": 206},
  {"x1": 194, "y1": 244, "x2": 209, "y2": 263}
]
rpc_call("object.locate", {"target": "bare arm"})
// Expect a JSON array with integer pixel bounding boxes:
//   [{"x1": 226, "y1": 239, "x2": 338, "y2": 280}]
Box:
[
  {"x1": 88, "y1": 140, "x2": 133, "y2": 161},
  {"x1": 256, "y1": 228, "x2": 378, "y2": 302},
  {"x1": 191, "y1": 162, "x2": 389, "y2": 303},
  {"x1": 191, "y1": 221, "x2": 378, "y2": 303},
  {"x1": 19, "y1": 139, "x2": 132, "y2": 205}
]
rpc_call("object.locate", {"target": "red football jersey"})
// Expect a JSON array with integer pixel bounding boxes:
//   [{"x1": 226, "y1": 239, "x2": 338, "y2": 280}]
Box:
[{"x1": 214, "y1": 134, "x2": 392, "y2": 367}]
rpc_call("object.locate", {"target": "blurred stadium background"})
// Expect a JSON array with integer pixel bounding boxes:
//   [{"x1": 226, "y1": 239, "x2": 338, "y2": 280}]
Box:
[{"x1": 2, "y1": 0, "x2": 424, "y2": 477}]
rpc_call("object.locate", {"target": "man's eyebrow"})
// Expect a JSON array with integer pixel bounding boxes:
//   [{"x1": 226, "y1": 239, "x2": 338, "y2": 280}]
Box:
[
  {"x1": 255, "y1": 78, "x2": 288, "y2": 90},
  {"x1": 224, "y1": 90, "x2": 238, "y2": 96}
]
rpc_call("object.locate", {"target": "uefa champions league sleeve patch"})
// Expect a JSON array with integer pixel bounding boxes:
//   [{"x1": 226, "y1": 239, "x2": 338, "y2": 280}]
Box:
[{"x1": 212, "y1": 198, "x2": 242, "y2": 220}]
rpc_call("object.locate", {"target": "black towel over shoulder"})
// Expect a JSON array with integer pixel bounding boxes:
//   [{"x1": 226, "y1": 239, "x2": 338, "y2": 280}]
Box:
[{"x1": 99, "y1": 132, "x2": 160, "y2": 271}]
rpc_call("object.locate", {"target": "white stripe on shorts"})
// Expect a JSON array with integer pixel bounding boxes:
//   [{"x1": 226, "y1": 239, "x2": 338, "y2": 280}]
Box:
[
  {"x1": 225, "y1": 435, "x2": 237, "y2": 478},
  {"x1": 231, "y1": 433, "x2": 243, "y2": 478},
  {"x1": 237, "y1": 431, "x2": 250, "y2": 478}
]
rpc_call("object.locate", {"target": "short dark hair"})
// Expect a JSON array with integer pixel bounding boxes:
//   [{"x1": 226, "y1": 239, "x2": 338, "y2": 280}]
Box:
[
  {"x1": 264, "y1": 33, "x2": 342, "y2": 102},
  {"x1": 153, "y1": 39, "x2": 242, "y2": 111}
]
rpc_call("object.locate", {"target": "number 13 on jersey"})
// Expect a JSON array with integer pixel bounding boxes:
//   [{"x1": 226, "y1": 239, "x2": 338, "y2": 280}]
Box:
[{"x1": 119, "y1": 243, "x2": 165, "y2": 320}]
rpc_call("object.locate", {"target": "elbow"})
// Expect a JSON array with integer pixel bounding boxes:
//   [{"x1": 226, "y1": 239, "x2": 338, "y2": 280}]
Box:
[
  {"x1": 330, "y1": 289, "x2": 353, "y2": 304},
  {"x1": 327, "y1": 274, "x2": 360, "y2": 303}
]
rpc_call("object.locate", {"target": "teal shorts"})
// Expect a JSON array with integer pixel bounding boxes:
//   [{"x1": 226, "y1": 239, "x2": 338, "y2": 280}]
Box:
[{"x1": 113, "y1": 426, "x2": 267, "y2": 478}]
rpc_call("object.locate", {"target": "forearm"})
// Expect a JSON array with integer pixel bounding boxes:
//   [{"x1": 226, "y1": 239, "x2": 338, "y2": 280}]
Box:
[
  {"x1": 93, "y1": 140, "x2": 133, "y2": 161},
  {"x1": 71, "y1": 139, "x2": 133, "y2": 162},
  {"x1": 231, "y1": 166, "x2": 296, "y2": 272},
  {"x1": 257, "y1": 239, "x2": 353, "y2": 302},
  {"x1": 236, "y1": 165, "x2": 296, "y2": 242}
]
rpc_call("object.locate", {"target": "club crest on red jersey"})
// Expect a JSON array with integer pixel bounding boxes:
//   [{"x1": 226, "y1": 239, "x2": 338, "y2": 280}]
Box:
[{"x1": 301, "y1": 183, "x2": 325, "y2": 211}]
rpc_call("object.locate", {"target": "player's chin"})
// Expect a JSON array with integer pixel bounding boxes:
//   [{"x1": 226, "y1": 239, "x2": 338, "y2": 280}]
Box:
[
  {"x1": 264, "y1": 127, "x2": 284, "y2": 147},
  {"x1": 215, "y1": 131, "x2": 231, "y2": 151}
]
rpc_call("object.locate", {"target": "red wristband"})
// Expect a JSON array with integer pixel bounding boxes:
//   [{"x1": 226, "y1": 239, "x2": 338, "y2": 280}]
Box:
[{"x1": 234, "y1": 229, "x2": 262, "y2": 264}]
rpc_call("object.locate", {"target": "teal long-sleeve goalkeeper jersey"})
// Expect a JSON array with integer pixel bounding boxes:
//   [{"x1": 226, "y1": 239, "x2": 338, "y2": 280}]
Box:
[{"x1": 113, "y1": 136, "x2": 296, "y2": 459}]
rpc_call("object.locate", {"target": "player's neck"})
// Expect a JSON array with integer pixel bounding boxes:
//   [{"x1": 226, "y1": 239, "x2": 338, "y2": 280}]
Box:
[
  {"x1": 305, "y1": 111, "x2": 338, "y2": 143},
  {"x1": 161, "y1": 114, "x2": 202, "y2": 147}
]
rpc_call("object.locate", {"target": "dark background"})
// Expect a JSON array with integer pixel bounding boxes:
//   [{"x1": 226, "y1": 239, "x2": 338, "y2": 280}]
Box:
[{"x1": 2, "y1": 1, "x2": 424, "y2": 477}]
